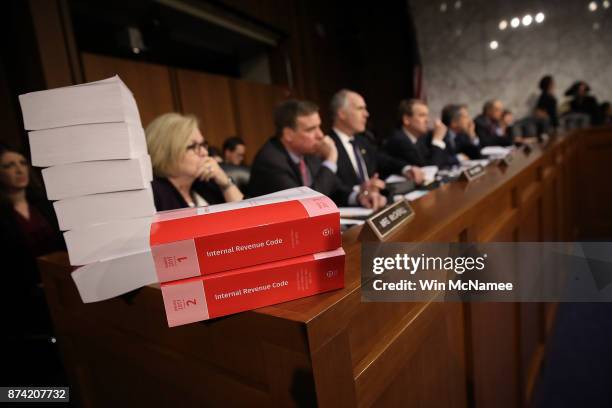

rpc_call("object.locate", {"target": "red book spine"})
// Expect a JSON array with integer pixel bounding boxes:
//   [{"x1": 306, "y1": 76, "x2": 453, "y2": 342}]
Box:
[
  {"x1": 161, "y1": 248, "x2": 345, "y2": 327},
  {"x1": 150, "y1": 196, "x2": 340, "y2": 282}
]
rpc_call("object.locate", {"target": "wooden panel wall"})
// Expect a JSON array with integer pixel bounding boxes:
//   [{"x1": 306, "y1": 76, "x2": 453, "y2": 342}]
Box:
[
  {"x1": 231, "y1": 79, "x2": 290, "y2": 163},
  {"x1": 81, "y1": 53, "x2": 176, "y2": 128},
  {"x1": 176, "y1": 69, "x2": 237, "y2": 151},
  {"x1": 81, "y1": 53, "x2": 290, "y2": 162}
]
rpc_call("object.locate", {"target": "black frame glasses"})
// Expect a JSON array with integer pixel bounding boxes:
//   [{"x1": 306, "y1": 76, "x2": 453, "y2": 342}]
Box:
[{"x1": 186, "y1": 141, "x2": 209, "y2": 153}]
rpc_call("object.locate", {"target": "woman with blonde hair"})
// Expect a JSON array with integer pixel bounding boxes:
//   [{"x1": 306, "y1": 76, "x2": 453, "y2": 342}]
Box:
[{"x1": 146, "y1": 113, "x2": 243, "y2": 211}]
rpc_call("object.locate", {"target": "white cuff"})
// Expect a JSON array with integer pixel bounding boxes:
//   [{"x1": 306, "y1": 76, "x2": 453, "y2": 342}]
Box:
[{"x1": 432, "y1": 139, "x2": 446, "y2": 150}]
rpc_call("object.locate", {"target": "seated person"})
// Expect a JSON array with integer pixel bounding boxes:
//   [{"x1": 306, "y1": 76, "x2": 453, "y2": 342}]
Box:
[
  {"x1": 0, "y1": 145, "x2": 64, "y2": 336},
  {"x1": 429, "y1": 103, "x2": 482, "y2": 167},
  {"x1": 221, "y1": 136, "x2": 250, "y2": 192},
  {"x1": 566, "y1": 81, "x2": 599, "y2": 124},
  {"x1": 249, "y1": 99, "x2": 382, "y2": 209},
  {"x1": 500, "y1": 109, "x2": 517, "y2": 141},
  {"x1": 383, "y1": 99, "x2": 431, "y2": 169},
  {"x1": 329, "y1": 90, "x2": 422, "y2": 205},
  {"x1": 0, "y1": 144, "x2": 66, "y2": 385},
  {"x1": 474, "y1": 99, "x2": 512, "y2": 147},
  {"x1": 146, "y1": 113, "x2": 243, "y2": 211},
  {"x1": 222, "y1": 136, "x2": 246, "y2": 166}
]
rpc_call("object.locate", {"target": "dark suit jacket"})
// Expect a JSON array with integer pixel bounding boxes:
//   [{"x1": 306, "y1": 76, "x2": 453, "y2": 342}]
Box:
[
  {"x1": 330, "y1": 130, "x2": 407, "y2": 198},
  {"x1": 248, "y1": 137, "x2": 348, "y2": 205},
  {"x1": 536, "y1": 92, "x2": 559, "y2": 128},
  {"x1": 382, "y1": 128, "x2": 428, "y2": 167},
  {"x1": 570, "y1": 95, "x2": 600, "y2": 124},
  {"x1": 424, "y1": 131, "x2": 482, "y2": 168},
  {"x1": 474, "y1": 114, "x2": 512, "y2": 147},
  {"x1": 151, "y1": 177, "x2": 225, "y2": 211},
  {"x1": 0, "y1": 194, "x2": 64, "y2": 333}
]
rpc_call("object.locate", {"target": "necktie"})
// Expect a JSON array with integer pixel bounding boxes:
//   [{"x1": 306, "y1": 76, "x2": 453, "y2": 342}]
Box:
[
  {"x1": 350, "y1": 140, "x2": 368, "y2": 183},
  {"x1": 448, "y1": 132, "x2": 456, "y2": 151},
  {"x1": 299, "y1": 157, "x2": 311, "y2": 186}
]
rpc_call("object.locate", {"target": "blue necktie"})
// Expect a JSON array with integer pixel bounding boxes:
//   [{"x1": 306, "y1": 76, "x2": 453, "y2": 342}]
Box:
[{"x1": 350, "y1": 140, "x2": 367, "y2": 182}]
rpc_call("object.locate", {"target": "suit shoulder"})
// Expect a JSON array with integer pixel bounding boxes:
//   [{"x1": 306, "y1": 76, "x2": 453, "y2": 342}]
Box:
[{"x1": 252, "y1": 137, "x2": 284, "y2": 163}]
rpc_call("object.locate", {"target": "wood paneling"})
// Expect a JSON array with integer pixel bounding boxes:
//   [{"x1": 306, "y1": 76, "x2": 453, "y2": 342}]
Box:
[
  {"x1": 29, "y1": 0, "x2": 75, "y2": 88},
  {"x1": 470, "y1": 303, "x2": 519, "y2": 408},
  {"x1": 81, "y1": 53, "x2": 176, "y2": 127},
  {"x1": 231, "y1": 79, "x2": 290, "y2": 163},
  {"x1": 577, "y1": 128, "x2": 612, "y2": 238},
  {"x1": 176, "y1": 69, "x2": 237, "y2": 151}
]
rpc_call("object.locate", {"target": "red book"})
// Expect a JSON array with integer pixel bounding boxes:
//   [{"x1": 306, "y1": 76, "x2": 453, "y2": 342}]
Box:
[
  {"x1": 161, "y1": 248, "x2": 345, "y2": 327},
  {"x1": 150, "y1": 195, "x2": 340, "y2": 282}
]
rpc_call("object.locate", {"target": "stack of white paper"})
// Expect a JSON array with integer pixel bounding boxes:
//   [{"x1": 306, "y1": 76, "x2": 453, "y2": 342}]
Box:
[
  {"x1": 18, "y1": 76, "x2": 156, "y2": 233},
  {"x1": 19, "y1": 76, "x2": 141, "y2": 130}
]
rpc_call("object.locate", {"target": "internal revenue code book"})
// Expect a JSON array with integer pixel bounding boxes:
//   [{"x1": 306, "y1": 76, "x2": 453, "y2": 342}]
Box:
[
  {"x1": 161, "y1": 248, "x2": 345, "y2": 327},
  {"x1": 64, "y1": 191, "x2": 341, "y2": 281}
]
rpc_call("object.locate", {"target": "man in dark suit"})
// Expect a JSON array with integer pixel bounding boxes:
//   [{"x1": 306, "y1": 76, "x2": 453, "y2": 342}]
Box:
[
  {"x1": 474, "y1": 99, "x2": 512, "y2": 147},
  {"x1": 329, "y1": 90, "x2": 420, "y2": 208},
  {"x1": 248, "y1": 99, "x2": 377, "y2": 208},
  {"x1": 383, "y1": 98, "x2": 441, "y2": 169},
  {"x1": 429, "y1": 103, "x2": 482, "y2": 167}
]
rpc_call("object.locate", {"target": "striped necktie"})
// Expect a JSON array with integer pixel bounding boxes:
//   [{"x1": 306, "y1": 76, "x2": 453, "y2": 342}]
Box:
[
  {"x1": 299, "y1": 157, "x2": 311, "y2": 186},
  {"x1": 350, "y1": 139, "x2": 368, "y2": 182}
]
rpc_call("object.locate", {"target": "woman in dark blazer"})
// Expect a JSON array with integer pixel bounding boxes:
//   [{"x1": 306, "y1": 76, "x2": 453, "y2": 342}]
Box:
[
  {"x1": 145, "y1": 113, "x2": 243, "y2": 211},
  {"x1": 0, "y1": 145, "x2": 64, "y2": 336}
]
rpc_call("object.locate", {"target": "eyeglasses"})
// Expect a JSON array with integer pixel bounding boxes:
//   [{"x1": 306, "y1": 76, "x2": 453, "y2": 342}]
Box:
[{"x1": 186, "y1": 141, "x2": 209, "y2": 153}]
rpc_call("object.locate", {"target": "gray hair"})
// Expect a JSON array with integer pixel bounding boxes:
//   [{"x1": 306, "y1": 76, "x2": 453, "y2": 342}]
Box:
[
  {"x1": 482, "y1": 99, "x2": 499, "y2": 115},
  {"x1": 330, "y1": 89, "x2": 353, "y2": 119}
]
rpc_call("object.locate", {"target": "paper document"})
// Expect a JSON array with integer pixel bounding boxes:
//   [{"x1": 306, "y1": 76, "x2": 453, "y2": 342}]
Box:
[
  {"x1": 405, "y1": 190, "x2": 429, "y2": 201},
  {"x1": 341, "y1": 218, "x2": 366, "y2": 226},
  {"x1": 481, "y1": 146, "x2": 512, "y2": 157},
  {"x1": 339, "y1": 207, "x2": 374, "y2": 218},
  {"x1": 385, "y1": 174, "x2": 407, "y2": 183}
]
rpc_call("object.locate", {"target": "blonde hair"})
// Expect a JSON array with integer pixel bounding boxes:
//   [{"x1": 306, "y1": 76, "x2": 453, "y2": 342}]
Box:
[{"x1": 145, "y1": 113, "x2": 199, "y2": 177}]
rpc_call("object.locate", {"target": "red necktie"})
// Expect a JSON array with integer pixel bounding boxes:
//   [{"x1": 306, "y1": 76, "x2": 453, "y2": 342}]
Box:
[{"x1": 299, "y1": 158, "x2": 311, "y2": 186}]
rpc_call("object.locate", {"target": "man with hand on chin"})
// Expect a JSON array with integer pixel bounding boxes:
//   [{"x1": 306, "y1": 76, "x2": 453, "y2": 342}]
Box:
[{"x1": 249, "y1": 99, "x2": 377, "y2": 208}]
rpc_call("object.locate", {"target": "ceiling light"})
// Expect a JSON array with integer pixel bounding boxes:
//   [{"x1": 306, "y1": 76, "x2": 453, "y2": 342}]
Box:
[
  {"x1": 489, "y1": 40, "x2": 499, "y2": 50},
  {"x1": 511, "y1": 17, "x2": 520, "y2": 28},
  {"x1": 440, "y1": 3, "x2": 447, "y2": 12},
  {"x1": 499, "y1": 20, "x2": 508, "y2": 30},
  {"x1": 589, "y1": 1, "x2": 598, "y2": 11},
  {"x1": 535, "y1": 12, "x2": 545, "y2": 23},
  {"x1": 522, "y1": 14, "x2": 533, "y2": 26},
  {"x1": 603, "y1": 0, "x2": 610, "y2": 8}
]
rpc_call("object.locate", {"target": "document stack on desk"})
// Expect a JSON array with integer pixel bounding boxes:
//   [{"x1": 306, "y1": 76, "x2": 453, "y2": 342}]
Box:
[
  {"x1": 480, "y1": 146, "x2": 513, "y2": 159},
  {"x1": 19, "y1": 79, "x2": 345, "y2": 327},
  {"x1": 18, "y1": 76, "x2": 156, "y2": 231},
  {"x1": 67, "y1": 187, "x2": 345, "y2": 326}
]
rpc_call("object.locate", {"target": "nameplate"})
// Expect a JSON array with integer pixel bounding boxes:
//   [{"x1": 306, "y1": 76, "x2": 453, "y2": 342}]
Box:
[
  {"x1": 498, "y1": 152, "x2": 514, "y2": 167},
  {"x1": 462, "y1": 164, "x2": 486, "y2": 181},
  {"x1": 362, "y1": 200, "x2": 414, "y2": 241}
]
